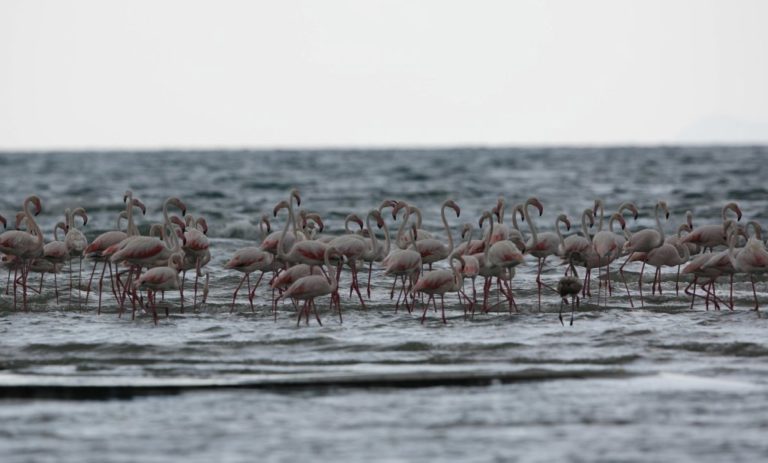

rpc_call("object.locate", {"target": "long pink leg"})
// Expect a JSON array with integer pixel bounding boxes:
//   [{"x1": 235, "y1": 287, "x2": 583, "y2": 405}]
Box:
[
  {"x1": 619, "y1": 254, "x2": 635, "y2": 308},
  {"x1": 231, "y1": 273, "x2": 247, "y2": 313},
  {"x1": 245, "y1": 273, "x2": 254, "y2": 312}
]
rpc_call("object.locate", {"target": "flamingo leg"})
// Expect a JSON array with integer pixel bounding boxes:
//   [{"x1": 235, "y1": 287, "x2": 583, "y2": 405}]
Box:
[
  {"x1": 230, "y1": 273, "x2": 250, "y2": 313},
  {"x1": 246, "y1": 272, "x2": 254, "y2": 313},
  {"x1": 619, "y1": 254, "x2": 635, "y2": 308},
  {"x1": 85, "y1": 260, "x2": 98, "y2": 306},
  {"x1": 440, "y1": 294, "x2": 446, "y2": 324}
]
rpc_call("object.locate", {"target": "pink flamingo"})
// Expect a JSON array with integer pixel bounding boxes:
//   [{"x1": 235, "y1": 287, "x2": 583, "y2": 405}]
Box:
[
  {"x1": 134, "y1": 251, "x2": 184, "y2": 325},
  {"x1": 280, "y1": 245, "x2": 341, "y2": 326},
  {"x1": 680, "y1": 202, "x2": 742, "y2": 252},
  {"x1": 521, "y1": 197, "x2": 563, "y2": 310},
  {"x1": 181, "y1": 214, "x2": 210, "y2": 309},
  {"x1": 592, "y1": 213, "x2": 626, "y2": 302},
  {"x1": 620, "y1": 200, "x2": 670, "y2": 308},
  {"x1": 84, "y1": 194, "x2": 146, "y2": 312},
  {"x1": 383, "y1": 222, "x2": 422, "y2": 313},
  {"x1": 0, "y1": 195, "x2": 43, "y2": 310},
  {"x1": 412, "y1": 199, "x2": 460, "y2": 271},
  {"x1": 64, "y1": 207, "x2": 88, "y2": 307},
  {"x1": 727, "y1": 220, "x2": 768, "y2": 311},
  {"x1": 110, "y1": 197, "x2": 186, "y2": 315},
  {"x1": 225, "y1": 215, "x2": 275, "y2": 313},
  {"x1": 411, "y1": 254, "x2": 466, "y2": 324}
]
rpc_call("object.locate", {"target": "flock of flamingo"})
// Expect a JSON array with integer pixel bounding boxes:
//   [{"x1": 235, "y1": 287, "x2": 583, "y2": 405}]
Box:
[{"x1": 0, "y1": 189, "x2": 764, "y2": 326}]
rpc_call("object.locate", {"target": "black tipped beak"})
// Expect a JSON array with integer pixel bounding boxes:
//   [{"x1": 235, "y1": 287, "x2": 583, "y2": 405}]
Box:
[{"x1": 182, "y1": 209, "x2": 187, "y2": 216}]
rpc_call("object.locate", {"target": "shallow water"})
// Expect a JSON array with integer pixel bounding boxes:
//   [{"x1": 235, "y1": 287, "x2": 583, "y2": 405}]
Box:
[{"x1": 1, "y1": 147, "x2": 768, "y2": 462}]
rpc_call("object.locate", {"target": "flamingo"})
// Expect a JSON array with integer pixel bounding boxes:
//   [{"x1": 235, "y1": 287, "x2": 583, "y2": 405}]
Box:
[
  {"x1": 453, "y1": 223, "x2": 481, "y2": 314},
  {"x1": 680, "y1": 202, "x2": 742, "y2": 252},
  {"x1": 84, "y1": 193, "x2": 146, "y2": 312},
  {"x1": 620, "y1": 200, "x2": 669, "y2": 308},
  {"x1": 280, "y1": 245, "x2": 341, "y2": 326},
  {"x1": 134, "y1": 250, "x2": 184, "y2": 325},
  {"x1": 475, "y1": 211, "x2": 525, "y2": 314},
  {"x1": 329, "y1": 211, "x2": 380, "y2": 309},
  {"x1": 521, "y1": 197, "x2": 564, "y2": 310},
  {"x1": 63, "y1": 207, "x2": 88, "y2": 307},
  {"x1": 360, "y1": 208, "x2": 391, "y2": 299},
  {"x1": 181, "y1": 214, "x2": 210, "y2": 309},
  {"x1": 383, "y1": 221, "x2": 422, "y2": 313},
  {"x1": 592, "y1": 213, "x2": 627, "y2": 302},
  {"x1": 225, "y1": 215, "x2": 275, "y2": 313},
  {"x1": 557, "y1": 260, "x2": 583, "y2": 326},
  {"x1": 395, "y1": 203, "x2": 434, "y2": 249},
  {"x1": 727, "y1": 221, "x2": 768, "y2": 311},
  {"x1": 110, "y1": 197, "x2": 186, "y2": 315},
  {"x1": 561, "y1": 208, "x2": 595, "y2": 263},
  {"x1": 412, "y1": 199, "x2": 460, "y2": 270},
  {"x1": 0, "y1": 195, "x2": 44, "y2": 310},
  {"x1": 411, "y1": 254, "x2": 465, "y2": 324}
]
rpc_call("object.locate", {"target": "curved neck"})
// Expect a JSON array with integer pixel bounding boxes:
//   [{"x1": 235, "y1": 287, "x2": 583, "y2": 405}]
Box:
[
  {"x1": 396, "y1": 208, "x2": 411, "y2": 249},
  {"x1": 654, "y1": 203, "x2": 666, "y2": 241},
  {"x1": 54, "y1": 222, "x2": 66, "y2": 241},
  {"x1": 580, "y1": 210, "x2": 592, "y2": 243},
  {"x1": 324, "y1": 247, "x2": 338, "y2": 292},
  {"x1": 482, "y1": 214, "x2": 494, "y2": 262},
  {"x1": 595, "y1": 200, "x2": 604, "y2": 231},
  {"x1": 365, "y1": 211, "x2": 379, "y2": 254},
  {"x1": 523, "y1": 201, "x2": 538, "y2": 244},
  {"x1": 609, "y1": 215, "x2": 617, "y2": 233},
  {"x1": 511, "y1": 204, "x2": 522, "y2": 231},
  {"x1": 24, "y1": 197, "x2": 43, "y2": 248},
  {"x1": 381, "y1": 216, "x2": 391, "y2": 256},
  {"x1": 126, "y1": 193, "x2": 136, "y2": 236},
  {"x1": 411, "y1": 207, "x2": 423, "y2": 228},
  {"x1": 497, "y1": 200, "x2": 505, "y2": 223},
  {"x1": 278, "y1": 203, "x2": 293, "y2": 259},
  {"x1": 440, "y1": 203, "x2": 454, "y2": 253},
  {"x1": 451, "y1": 255, "x2": 463, "y2": 288},
  {"x1": 555, "y1": 217, "x2": 567, "y2": 248}
]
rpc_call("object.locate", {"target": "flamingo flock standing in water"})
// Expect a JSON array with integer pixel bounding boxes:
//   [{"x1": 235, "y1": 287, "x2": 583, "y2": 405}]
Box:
[{"x1": 0, "y1": 189, "x2": 765, "y2": 326}]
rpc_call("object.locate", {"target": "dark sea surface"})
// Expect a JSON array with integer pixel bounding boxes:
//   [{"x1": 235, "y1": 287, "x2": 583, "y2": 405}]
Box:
[{"x1": 1, "y1": 147, "x2": 768, "y2": 462}]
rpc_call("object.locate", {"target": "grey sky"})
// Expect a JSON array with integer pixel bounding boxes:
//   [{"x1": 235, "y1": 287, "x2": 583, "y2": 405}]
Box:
[{"x1": 1, "y1": 0, "x2": 767, "y2": 149}]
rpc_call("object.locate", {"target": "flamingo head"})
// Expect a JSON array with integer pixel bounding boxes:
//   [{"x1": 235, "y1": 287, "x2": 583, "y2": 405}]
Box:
[
  {"x1": 392, "y1": 201, "x2": 409, "y2": 220},
  {"x1": 306, "y1": 213, "x2": 324, "y2": 232},
  {"x1": 168, "y1": 253, "x2": 184, "y2": 271},
  {"x1": 686, "y1": 210, "x2": 694, "y2": 229},
  {"x1": 133, "y1": 198, "x2": 147, "y2": 215},
  {"x1": 557, "y1": 214, "x2": 571, "y2": 231},
  {"x1": 73, "y1": 207, "x2": 88, "y2": 226},
  {"x1": 377, "y1": 199, "x2": 397, "y2": 213},
  {"x1": 261, "y1": 214, "x2": 272, "y2": 234},
  {"x1": 584, "y1": 209, "x2": 595, "y2": 228},
  {"x1": 725, "y1": 202, "x2": 743, "y2": 221},
  {"x1": 196, "y1": 217, "x2": 208, "y2": 235},
  {"x1": 170, "y1": 216, "x2": 186, "y2": 232},
  {"x1": 290, "y1": 188, "x2": 301, "y2": 207},
  {"x1": 527, "y1": 197, "x2": 544, "y2": 216},
  {"x1": 346, "y1": 213, "x2": 364, "y2": 231},
  {"x1": 149, "y1": 223, "x2": 164, "y2": 238},
  {"x1": 658, "y1": 200, "x2": 669, "y2": 220},
  {"x1": 593, "y1": 199, "x2": 604, "y2": 217},
  {"x1": 611, "y1": 213, "x2": 626, "y2": 230},
  {"x1": 479, "y1": 210, "x2": 493, "y2": 229},
  {"x1": 460, "y1": 223, "x2": 471, "y2": 239},
  {"x1": 123, "y1": 190, "x2": 132, "y2": 203},
  {"x1": 375, "y1": 210, "x2": 386, "y2": 229},
  {"x1": 444, "y1": 199, "x2": 460, "y2": 217},
  {"x1": 14, "y1": 211, "x2": 25, "y2": 230},
  {"x1": 29, "y1": 196, "x2": 42, "y2": 216},
  {"x1": 166, "y1": 197, "x2": 186, "y2": 216},
  {"x1": 273, "y1": 200, "x2": 289, "y2": 217}
]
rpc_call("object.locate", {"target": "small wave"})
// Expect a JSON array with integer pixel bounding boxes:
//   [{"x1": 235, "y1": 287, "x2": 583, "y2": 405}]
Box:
[{"x1": 653, "y1": 341, "x2": 768, "y2": 357}]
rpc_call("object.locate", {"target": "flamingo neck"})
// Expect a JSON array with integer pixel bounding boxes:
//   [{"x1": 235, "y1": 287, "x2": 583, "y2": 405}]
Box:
[
  {"x1": 523, "y1": 201, "x2": 538, "y2": 244},
  {"x1": 381, "y1": 217, "x2": 391, "y2": 257},
  {"x1": 441, "y1": 203, "x2": 454, "y2": 253},
  {"x1": 278, "y1": 201, "x2": 293, "y2": 259},
  {"x1": 395, "y1": 208, "x2": 411, "y2": 250},
  {"x1": 482, "y1": 213, "x2": 494, "y2": 263},
  {"x1": 581, "y1": 211, "x2": 592, "y2": 243},
  {"x1": 555, "y1": 217, "x2": 567, "y2": 249},
  {"x1": 596, "y1": 200, "x2": 604, "y2": 231},
  {"x1": 324, "y1": 247, "x2": 337, "y2": 292},
  {"x1": 24, "y1": 197, "x2": 43, "y2": 248},
  {"x1": 126, "y1": 193, "x2": 137, "y2": 237},
  {"x1": 654, "y1": 203, "x2": 665, "y2": 243},
  {"x1": 365, "y1": 211, "x2": 379, "y2": 256}
]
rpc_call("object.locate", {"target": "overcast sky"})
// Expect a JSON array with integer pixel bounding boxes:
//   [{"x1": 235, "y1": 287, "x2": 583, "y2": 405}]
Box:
[{"x1": 1, "y1": 0, "x2": 767, "y2": 149}]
